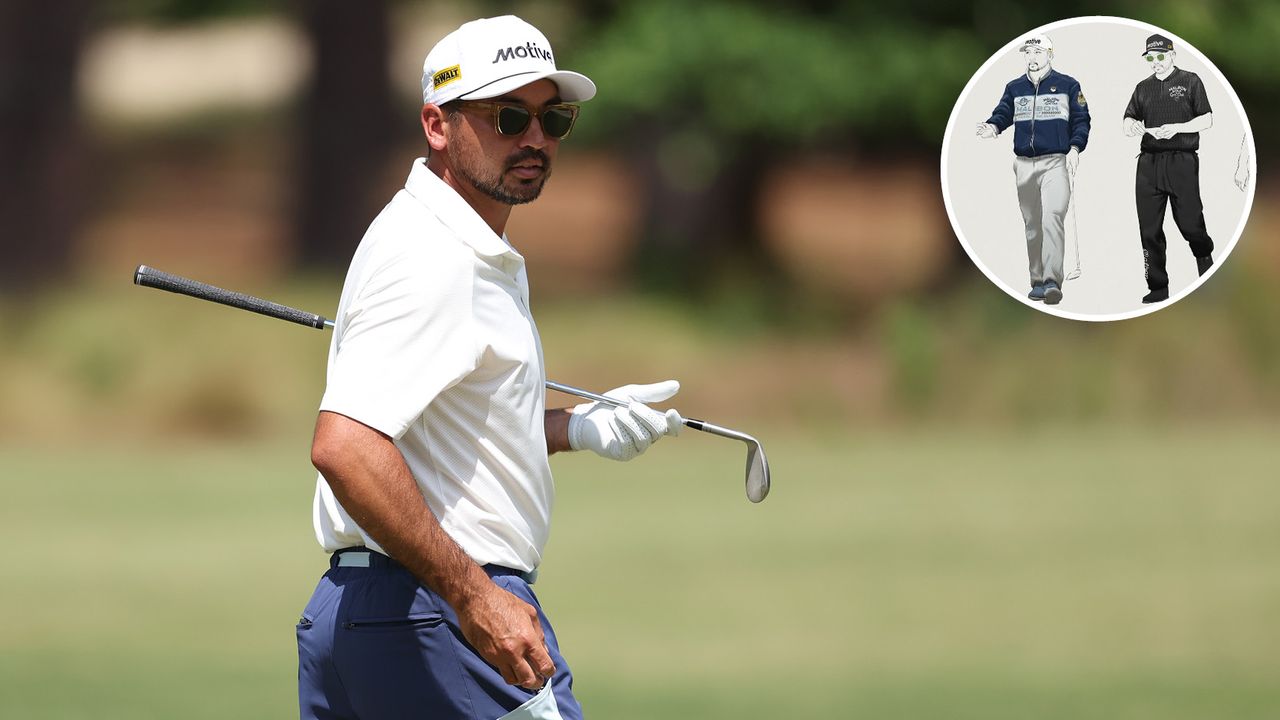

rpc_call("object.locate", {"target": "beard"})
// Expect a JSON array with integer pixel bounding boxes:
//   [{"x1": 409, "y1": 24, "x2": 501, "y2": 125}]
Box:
[{"x1": 455, "y1": 147, "x2": 553, "y2": 205}]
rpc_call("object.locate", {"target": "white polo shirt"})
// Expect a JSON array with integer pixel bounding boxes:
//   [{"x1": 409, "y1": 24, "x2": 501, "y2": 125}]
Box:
[{"x1": 314, "y1": 158, "x2": 552, "y2": 572}]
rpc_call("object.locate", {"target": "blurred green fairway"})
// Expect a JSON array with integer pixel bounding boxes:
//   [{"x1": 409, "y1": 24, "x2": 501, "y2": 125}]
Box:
[{"x1": 3, "y1": 425, "x2": 1278, "y2": 719}]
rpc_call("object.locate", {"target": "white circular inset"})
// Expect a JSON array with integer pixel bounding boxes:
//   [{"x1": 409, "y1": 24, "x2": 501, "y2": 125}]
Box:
[{"x1": 941, "y1": 16, "x2": 1255, "y2": 321}]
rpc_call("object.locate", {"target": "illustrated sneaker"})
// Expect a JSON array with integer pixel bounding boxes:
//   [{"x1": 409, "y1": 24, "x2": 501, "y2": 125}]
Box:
[
  {"x1": 1028, "y1": 283, "x2": 1046, "y2": 301},
  {"x1": 1043, "y1": 280, "x2": 1063, "y2": 305},
  {"x1": 1142, "y1": 287, "x2": 1170, "y2": 304},
  {"x1": 1196, "y1": 255, "x2": 1213, "y2": 276}
]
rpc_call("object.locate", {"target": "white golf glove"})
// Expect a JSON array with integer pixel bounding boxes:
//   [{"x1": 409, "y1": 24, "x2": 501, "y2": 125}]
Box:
[{"x1": 567, "y1": 381, "x2": 683, "y2": 462}]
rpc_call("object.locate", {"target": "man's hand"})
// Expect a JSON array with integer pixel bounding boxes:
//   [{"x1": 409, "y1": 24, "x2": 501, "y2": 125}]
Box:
[
  {"x1": 456, "y1": 583, "x2": 555, "y2": 690},
  {"x1": 1123, "y1": 117, "x2": 1144, "y2": 137},
  {"x1": 1148, "y1": 124, "x2": 1179, "y2": 140},
  {"x1": 1066, "y1": 146, "x2": 1080, "y2": 177},
  {"x1": 975, "y1": 122, "x2": 998, "y2": 139},
  {"x1": 1235, "y1": 152, "x2": 1250, "y2": 192},
  {"x1": 568, "y1": 380, "x2": 683, "y2": 461}
]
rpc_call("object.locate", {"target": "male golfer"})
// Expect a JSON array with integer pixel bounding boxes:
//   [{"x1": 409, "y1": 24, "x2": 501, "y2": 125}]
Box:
[
  {"x1": 298, "y1": 16, "x2": 683, "y2": 719},
  {"x1": 977, "y1": 34, "x2": 1090, "y2": 306},
  {"x1": 1123, "y1": 34, "x2": 1215, "y2": 304}
]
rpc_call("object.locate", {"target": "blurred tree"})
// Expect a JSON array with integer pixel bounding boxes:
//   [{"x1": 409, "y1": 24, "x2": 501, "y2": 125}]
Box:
[
  {"x1": 569, "y1": 1, "x2": 985, "y2": 293},
  {"x1": 0, "y1": 0, "x2": 90, "y2": 293},
  {"x1": 294, "y1": 0, "x2": 396, "y2": 269},
  {"x1": 100, "y1": 0, "x2": 399, "y2": 271},
  {"x1": 104, "y1": 0, "x2": 285, "y2": 24}
]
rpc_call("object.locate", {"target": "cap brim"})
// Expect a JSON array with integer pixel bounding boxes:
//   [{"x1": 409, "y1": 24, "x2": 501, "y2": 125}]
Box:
[{"x1": 459, "y1": 69, "x2": 596, "y2": 103}]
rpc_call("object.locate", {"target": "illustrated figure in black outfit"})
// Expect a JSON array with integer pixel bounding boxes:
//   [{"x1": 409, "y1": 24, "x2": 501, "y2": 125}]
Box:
[{"x1": 1122, "y1": 34, "x2": 1215, "y2": 304}]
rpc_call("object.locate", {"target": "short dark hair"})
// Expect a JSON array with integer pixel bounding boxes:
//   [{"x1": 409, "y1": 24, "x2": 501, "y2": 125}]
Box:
[{"x1": 440, "y1": 100, "x2": 463, "y2": 118}]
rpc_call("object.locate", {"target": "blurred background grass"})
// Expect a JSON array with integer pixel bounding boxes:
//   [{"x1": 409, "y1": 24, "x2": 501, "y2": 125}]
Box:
[{"x1": 1, "y1": 0, "x2": 1278, "y2": 717}]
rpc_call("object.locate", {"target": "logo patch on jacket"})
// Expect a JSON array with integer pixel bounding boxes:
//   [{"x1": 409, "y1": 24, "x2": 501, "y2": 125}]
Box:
[
  {"x1": 1013, "y1": 94, "x2": 1070, "y2": 122},
  {"x1": 1169, "y1": 85, "x2": 1188, "y2": 99},
  {"x1": 1076, "y1": 91, "x2": 1086, "y2": 107}
]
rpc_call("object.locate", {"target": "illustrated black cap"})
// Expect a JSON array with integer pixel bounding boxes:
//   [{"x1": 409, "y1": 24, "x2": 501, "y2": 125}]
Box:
[{"x1": 1143, "y1": 34, "x2": 1173, "y2": 55}]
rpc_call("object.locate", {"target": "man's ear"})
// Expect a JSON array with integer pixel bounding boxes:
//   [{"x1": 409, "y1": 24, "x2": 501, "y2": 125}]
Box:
[{"x1": 422, "y1": 104, "x2": 449, "y2": 153}]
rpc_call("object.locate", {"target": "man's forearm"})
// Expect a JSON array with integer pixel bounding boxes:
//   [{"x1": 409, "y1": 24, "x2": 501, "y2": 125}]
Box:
[
  {"x1": 1172, "y1": 112, "x2": 1213, "y2": 134},
  {"x1": 545, "y1": 407, "x2": 573, "y2": 455},
  {"x1": 311, "y1": 411, "x2": 492, "y2": 611}
]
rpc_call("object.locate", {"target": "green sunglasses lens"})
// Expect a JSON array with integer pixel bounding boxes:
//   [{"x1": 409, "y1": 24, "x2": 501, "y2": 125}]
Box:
[
  {"x1": 1145, "y1": 53, "x2": 1165, "y2": 62},
  {"x1": 541, "y1": 108, "x2": 575, "y2": 138}
]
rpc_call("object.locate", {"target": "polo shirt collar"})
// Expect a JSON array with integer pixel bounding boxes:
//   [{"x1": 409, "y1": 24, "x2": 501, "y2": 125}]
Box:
[{"x1": 403, "y1": 158, "x2": 523, "y2": 262}]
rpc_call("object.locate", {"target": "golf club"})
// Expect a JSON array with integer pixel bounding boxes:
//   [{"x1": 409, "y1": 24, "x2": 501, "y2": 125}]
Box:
[
  {"x1": 1065, "y1": 170, "x2": 1082, "y2": 282},
  {"x1": 134, "y1": 264, "x2": 771, "y2": 503}
]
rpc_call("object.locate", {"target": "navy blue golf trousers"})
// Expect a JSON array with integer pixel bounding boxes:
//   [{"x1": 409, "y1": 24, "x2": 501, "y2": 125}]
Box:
[{"x1": 297, "y1": 549, "x2": 583, "y2": 719}]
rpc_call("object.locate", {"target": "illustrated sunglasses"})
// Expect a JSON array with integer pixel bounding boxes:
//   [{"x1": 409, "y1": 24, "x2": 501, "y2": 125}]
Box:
[
  {"x1": 459, "y1": 101, "x2": 580, "y2": 139},
  {"x1": 1144, "y1": 53, "x2": 1168, "y2": 62}
]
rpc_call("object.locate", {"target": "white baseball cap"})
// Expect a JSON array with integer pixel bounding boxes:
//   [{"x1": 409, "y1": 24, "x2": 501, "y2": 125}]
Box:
[
  {"x1": 421, "y1": 15, "x2": 596, "y2": 106},
  {"x1": 1020, "y1": 34, "x2": 1053, "y2": 52}
]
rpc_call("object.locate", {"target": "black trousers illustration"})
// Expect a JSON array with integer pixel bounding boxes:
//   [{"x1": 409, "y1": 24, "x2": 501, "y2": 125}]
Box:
[{"x1": 1135, "y1": 150, "x2": 1214, "y2": 291}]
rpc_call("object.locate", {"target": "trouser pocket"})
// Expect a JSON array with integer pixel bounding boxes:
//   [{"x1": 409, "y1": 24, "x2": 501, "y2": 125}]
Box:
[
  {"x1": 498, "y1": 683, "x2": 564, "y2": 720},
  {"x1": 341, "y1": 613, "x2": 444, "y2": 632}
]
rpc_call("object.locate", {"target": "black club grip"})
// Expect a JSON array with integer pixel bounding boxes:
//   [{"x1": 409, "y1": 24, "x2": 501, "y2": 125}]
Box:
[{"x1": 133, "y1": 265, "x2": 330, "y2": 330}]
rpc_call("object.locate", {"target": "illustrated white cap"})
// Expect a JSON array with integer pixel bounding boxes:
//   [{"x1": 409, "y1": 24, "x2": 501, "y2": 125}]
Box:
[
  {"x1": 421, "y1": 15, "x2": 596, "y2": 106},
  {"x1": 1020, "y1": 34, "x2": 1053, "y2": 52}
]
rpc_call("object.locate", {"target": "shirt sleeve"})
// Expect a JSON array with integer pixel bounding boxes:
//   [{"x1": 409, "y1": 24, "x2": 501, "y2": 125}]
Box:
[
  {"x1": 1069, "y1": 80, "x2": 1091, "y2": 152},
  {"x1": 986, "y1": 83, "x2": 1015, "y2": 132},
  {"x1": 320, "y1": 239, "x2": 479, "y2": 440},
  {"x1": 1123, "y1": 86, "x2": 1142, "y2": 121},
  {"x1": 1190, "y1": 74, "x2": 1212, "y2": 116}
]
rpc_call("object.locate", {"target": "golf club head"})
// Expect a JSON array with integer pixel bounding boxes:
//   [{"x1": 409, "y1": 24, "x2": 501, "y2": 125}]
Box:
[
  {"x1": 680, "y1": 417, "x2": 771, "y2": 504},
  {"x1": 745, "y1": 440, "x2": 770, "y2": 503}
]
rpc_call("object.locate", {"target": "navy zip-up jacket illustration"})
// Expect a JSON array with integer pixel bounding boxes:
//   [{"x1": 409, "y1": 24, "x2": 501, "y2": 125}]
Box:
[{"x1": 987, "y1": 69, "x2": 1091, "y2": 157}]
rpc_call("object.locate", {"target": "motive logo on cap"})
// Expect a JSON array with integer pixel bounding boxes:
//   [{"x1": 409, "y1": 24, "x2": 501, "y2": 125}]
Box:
[
  {"x1": 493, "y1": 41, "x2": 554, "y2": 64},
  {"x1": 433, "y1": 65, "x2": 461, "y2": 90},
  {"x1": 1143, "y1": 34, "x2": 1173, "y2": 54}
]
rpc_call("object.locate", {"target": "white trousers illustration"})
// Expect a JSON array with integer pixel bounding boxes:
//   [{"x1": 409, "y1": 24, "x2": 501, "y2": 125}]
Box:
[{"x1": 1013, "y1": 153, "x2": 1070, "y2": 288}]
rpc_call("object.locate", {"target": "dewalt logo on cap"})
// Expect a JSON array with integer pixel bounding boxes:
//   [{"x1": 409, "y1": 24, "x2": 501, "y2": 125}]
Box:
[{"x1": 433, "y1": 65, "x2": 461, "y2": 90}]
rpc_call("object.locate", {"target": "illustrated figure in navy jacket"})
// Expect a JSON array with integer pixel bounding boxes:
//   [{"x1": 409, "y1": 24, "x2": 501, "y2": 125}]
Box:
[{"x1": 977, "y1": 34, "x2": 1091, "y2": 306}]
